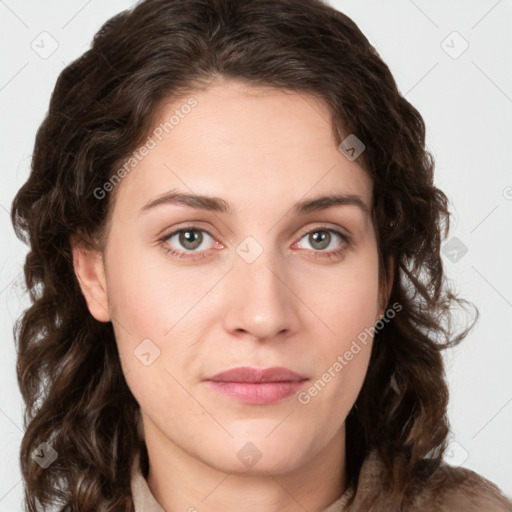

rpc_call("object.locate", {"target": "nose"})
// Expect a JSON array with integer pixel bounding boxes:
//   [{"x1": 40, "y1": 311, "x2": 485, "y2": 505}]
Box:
[{"x1": 222, "y1": 244, "x2": 300, "y2": 342}]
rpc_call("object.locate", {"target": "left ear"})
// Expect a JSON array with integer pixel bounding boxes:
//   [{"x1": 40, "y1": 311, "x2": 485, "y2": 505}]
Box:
[{"x1": 377, "y1": 255, "x2": 395, "y2": 320}]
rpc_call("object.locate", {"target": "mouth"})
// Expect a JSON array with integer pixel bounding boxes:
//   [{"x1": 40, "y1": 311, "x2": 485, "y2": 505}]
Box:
[{"x1": 204, "y1": 366, "x2": 309, "y2": 405}]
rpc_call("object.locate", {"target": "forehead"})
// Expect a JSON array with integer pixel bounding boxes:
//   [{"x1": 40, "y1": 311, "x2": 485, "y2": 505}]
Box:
[{"x1": 111, "y1": 80, "x2": 372, "y2": 218}]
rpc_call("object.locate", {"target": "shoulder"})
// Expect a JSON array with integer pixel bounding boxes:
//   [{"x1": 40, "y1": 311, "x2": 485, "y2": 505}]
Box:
[
  {"x1": 350, "y1": 450, "x2": 512, "y2": 512},
  {"x1": 404, "y1": 460, "x2": 512, "y2": 512}
]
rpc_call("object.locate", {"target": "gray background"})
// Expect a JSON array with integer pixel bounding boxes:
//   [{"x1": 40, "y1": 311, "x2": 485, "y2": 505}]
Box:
[{"x1": 1, "y1": 0, "x2": 511, "y2": 509}]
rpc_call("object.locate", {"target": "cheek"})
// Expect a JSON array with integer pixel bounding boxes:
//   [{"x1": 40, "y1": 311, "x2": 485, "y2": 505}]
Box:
[
  {"x1": 103, "y1": 243, "x2": 220, "y2": 395},
  {"x1": 105, "y1": 240, "x2": 218, "y2": 336},
  {"x1": 298, "y1": 245, "x2": 380, "y2": 404},
  {"x1": 309, "y1": 246, "x2": 381, "y2": 341}
]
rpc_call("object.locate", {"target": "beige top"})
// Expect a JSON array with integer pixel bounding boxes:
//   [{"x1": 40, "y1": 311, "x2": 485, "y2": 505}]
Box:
[{"x1": 131, "y1": 450, "x2": 512, "y2": 511}]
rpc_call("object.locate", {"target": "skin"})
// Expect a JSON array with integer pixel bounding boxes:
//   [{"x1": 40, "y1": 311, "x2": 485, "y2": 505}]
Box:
[{"x1": 72, "y1": 78, "x2": 393, "y2": 512}]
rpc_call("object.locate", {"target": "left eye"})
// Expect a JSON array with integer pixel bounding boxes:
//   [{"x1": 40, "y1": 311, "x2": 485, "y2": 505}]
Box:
[{"x1": 295, "y1": 229, "x2": 345, "y2": 252}]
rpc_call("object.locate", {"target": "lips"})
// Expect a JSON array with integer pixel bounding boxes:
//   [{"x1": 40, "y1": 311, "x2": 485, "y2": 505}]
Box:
[
  {"x1": 206, "y1": 366, "x2": 308, "y2": 383},
  {"x1": 205, "y1": 366, "x2": 309, "y2": 404}
]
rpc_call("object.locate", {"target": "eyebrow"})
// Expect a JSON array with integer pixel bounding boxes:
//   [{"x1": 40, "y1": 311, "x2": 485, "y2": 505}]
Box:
[{"x1": 139, "y1": 190, "x2": 369, "y2": 216}]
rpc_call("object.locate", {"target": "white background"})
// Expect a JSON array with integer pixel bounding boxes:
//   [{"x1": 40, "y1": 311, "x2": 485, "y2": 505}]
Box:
[{"x1": 1, "y1": 0, "x2": 511, "y2": 509}]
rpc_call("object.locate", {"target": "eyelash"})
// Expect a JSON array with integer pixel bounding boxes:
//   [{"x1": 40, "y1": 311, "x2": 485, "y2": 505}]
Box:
[{"x1": 157, "y1": 223, "x2": 351, "y2": 261}]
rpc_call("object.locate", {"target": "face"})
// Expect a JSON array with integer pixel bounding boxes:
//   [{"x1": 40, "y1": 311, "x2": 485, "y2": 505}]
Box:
[{"x1": 73, "y1": 79, "x2": 391, "y2": 476}]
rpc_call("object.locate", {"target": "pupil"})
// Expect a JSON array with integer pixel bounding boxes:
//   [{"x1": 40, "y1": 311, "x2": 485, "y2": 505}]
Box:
[
  {"x1": 311, "y1": 231, "x2": 329, "y2": 250},
  {"x1": 180, "y1": 230, "x2": 202, "y2": 249}
]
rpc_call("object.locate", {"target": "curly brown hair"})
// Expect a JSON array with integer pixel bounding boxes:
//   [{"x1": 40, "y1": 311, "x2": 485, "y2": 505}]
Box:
[{"x1": 11, "y1": 0, "x2": 477, "y2": 510}]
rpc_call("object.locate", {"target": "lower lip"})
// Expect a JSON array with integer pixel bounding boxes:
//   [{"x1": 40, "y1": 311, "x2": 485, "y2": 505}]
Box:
[{"x1": 206, "y1": 380, "x2": 308, "y2": 404}]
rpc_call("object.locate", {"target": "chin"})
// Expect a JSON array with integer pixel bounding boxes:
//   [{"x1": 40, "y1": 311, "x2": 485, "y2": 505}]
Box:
[{"x1": 200, "y1": 436, "x2": 313, "y2": 476}]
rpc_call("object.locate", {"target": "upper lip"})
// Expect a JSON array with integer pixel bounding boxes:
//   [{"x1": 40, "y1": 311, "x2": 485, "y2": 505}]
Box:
[{"x1": 206, "y1": 366, "x2": 308, "y2": 383}]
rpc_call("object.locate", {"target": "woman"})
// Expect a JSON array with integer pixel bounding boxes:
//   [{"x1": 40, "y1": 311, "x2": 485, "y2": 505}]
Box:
[{"x1": 11, "y1": 0, "x2": 512, "y2": 511}]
